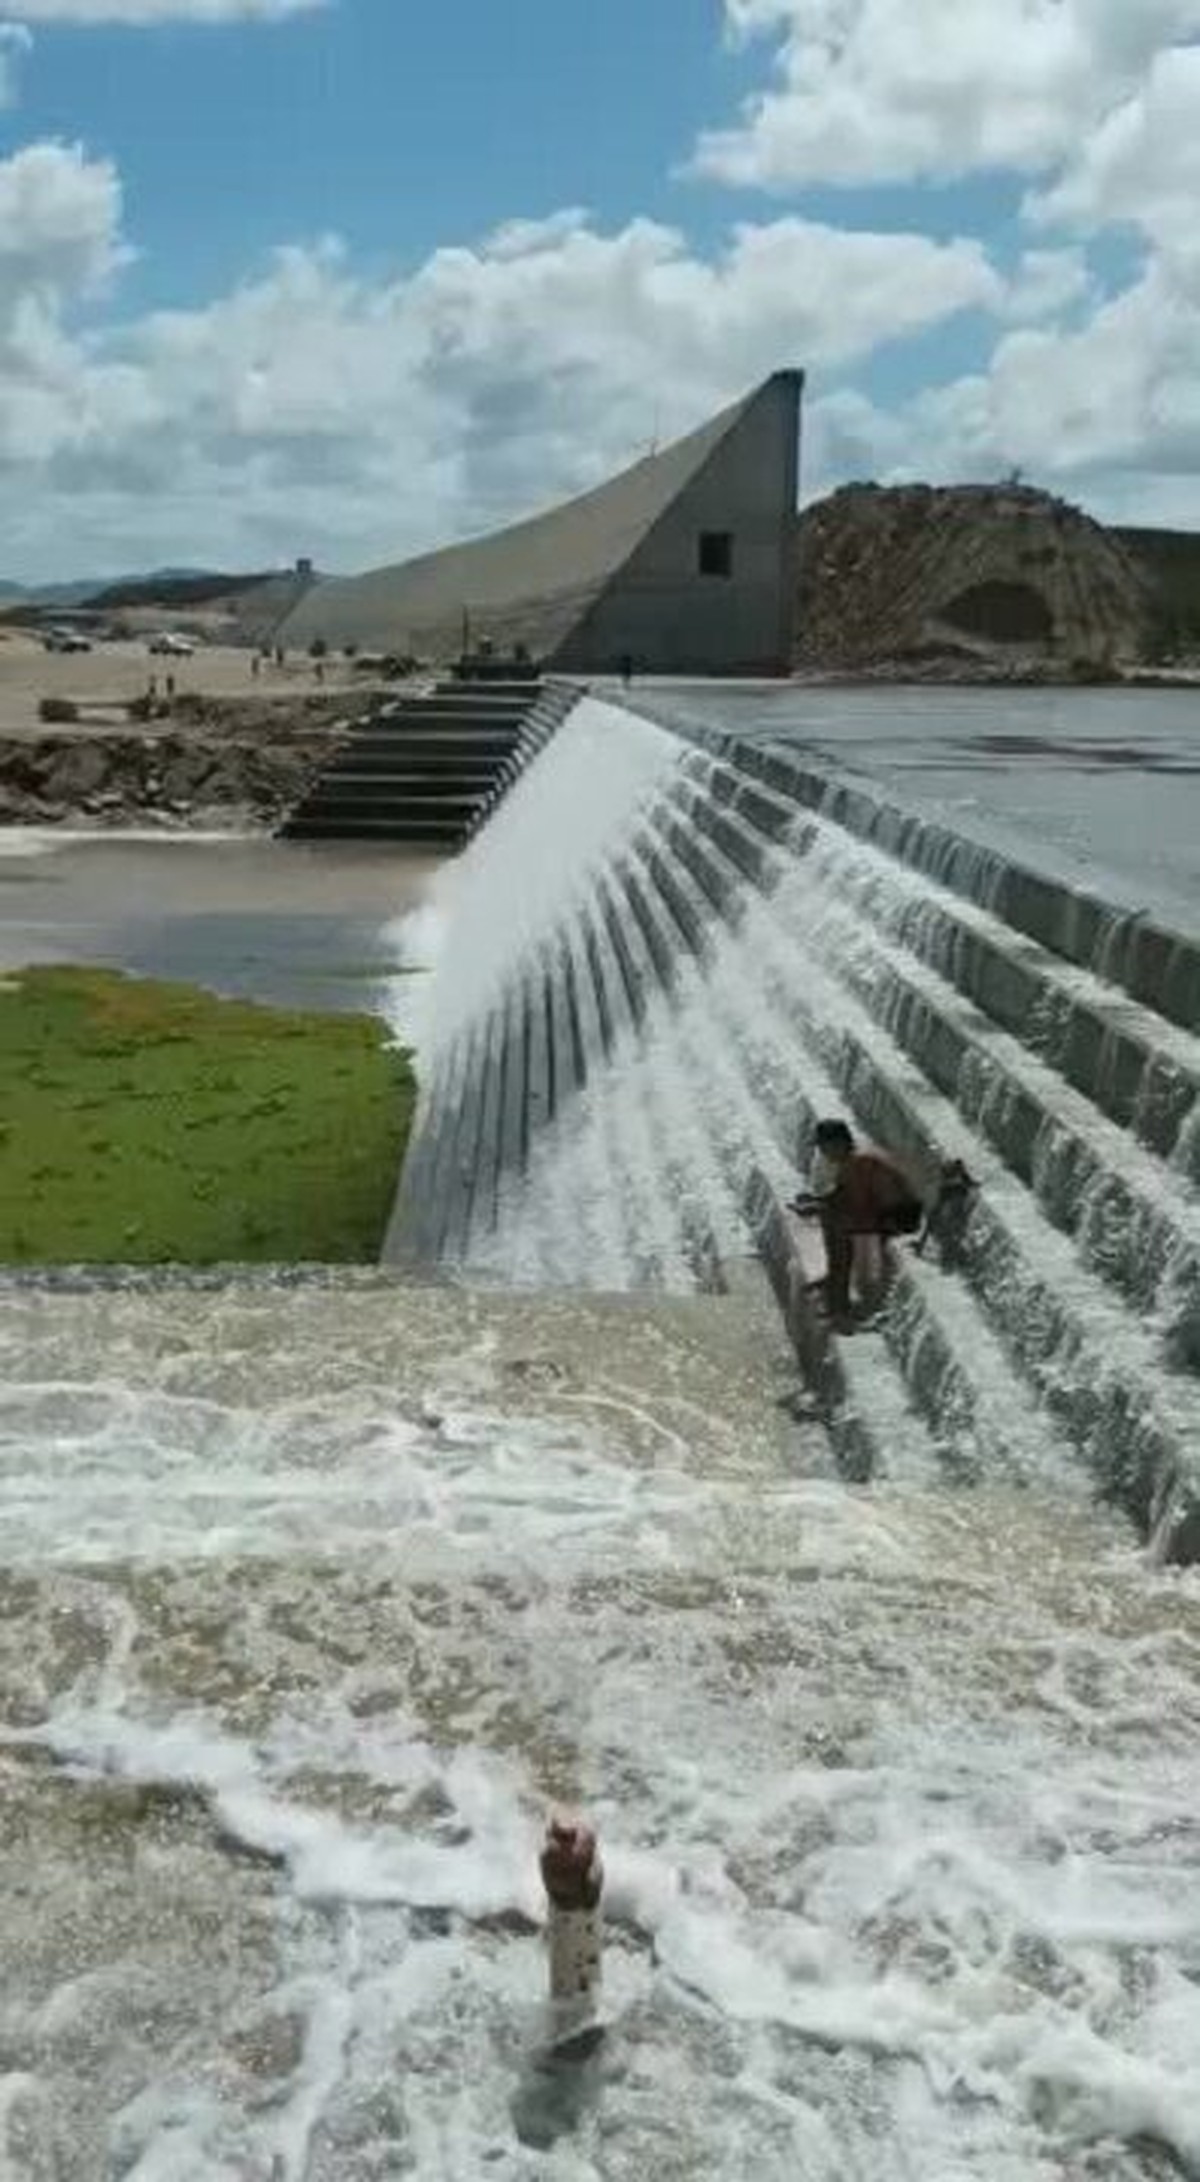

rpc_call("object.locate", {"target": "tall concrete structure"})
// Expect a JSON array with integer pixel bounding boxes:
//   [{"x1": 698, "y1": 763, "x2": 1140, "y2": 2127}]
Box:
[{"x1": 278, "y1": 370, "x2": 803, "y2": 675}]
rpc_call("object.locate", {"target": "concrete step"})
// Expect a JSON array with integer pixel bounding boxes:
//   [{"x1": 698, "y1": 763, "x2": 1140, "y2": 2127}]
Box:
[
  {"x1": 374, "y1": 704, "x2": 532, "y2": 728},
  {"x1": 334, "y1": 733, "x2": 523, "y2": 760},
  {"x1": 307, "y1": 773, "x2": 499, "y2": 799},
  {"x1": 280, "y1": 812, "x2": 470, "y2": 843},
  {"x1": 291, "y1": 798, "x2": 485, "y2": 829},
  {"x1": 439, "y1": 679, "x2": 544, "y2": 700},
  {"x1": 291, "y1": 786, "x2": 483, "y2": 817},
  {"x1": 277, "y1": 683, "x2": 581, "y2": 848}
]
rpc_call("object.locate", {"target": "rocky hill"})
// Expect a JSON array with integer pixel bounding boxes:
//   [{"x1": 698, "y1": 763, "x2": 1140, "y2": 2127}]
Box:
[{"x1": 796, "y1": 483, "x2": 1153, "y2": 673}]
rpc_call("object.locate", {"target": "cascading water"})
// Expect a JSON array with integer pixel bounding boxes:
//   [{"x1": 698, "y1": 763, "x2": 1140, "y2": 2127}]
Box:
[
  {"x1": 417, "y1": 699, "x2": 683, "y2": 1063},
  {"x1": 7, "y1": 694, "x2": 1200, "y2": 2176},
  {"x1": 393, "y1": 695, "x2": 1200, "y2": 1554}
]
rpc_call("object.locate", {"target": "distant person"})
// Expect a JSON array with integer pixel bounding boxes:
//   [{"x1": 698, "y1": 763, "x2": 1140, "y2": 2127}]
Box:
[
  {"x1": 275, "y1": 646, "x2": 285, "y2": 669},
  {"x1": 620, "y1": 652, "x2": 634, "y2": 687},
  {"x1": 791, "y1": 1118, "x2": 923, "y2": 1327},
  {"x1": 165, "y1": 673, "x2": 176, "y2": 700},
  {"x1": 251, "y1": 651, "x2": 261, "y2": 680}
]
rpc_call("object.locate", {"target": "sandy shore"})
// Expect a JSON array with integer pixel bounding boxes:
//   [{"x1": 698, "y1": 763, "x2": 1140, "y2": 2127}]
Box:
[{"x1": 0, "y1": 631, "x2": 363, "y2": 740}]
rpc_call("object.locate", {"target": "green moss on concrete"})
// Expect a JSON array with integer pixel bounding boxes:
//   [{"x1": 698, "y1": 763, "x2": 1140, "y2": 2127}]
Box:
[{"x1": 0, "y1": 966, "x2": 415, "y2": 1266}]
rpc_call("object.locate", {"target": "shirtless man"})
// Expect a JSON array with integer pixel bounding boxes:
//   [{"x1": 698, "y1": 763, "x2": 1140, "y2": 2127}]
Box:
[{"x1": 791, "y1": 1118, "x2": 924, "y2": 1326}]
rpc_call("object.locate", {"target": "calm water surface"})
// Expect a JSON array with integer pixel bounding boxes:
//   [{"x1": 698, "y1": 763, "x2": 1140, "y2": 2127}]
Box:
[
  {"x1": 642, "y1": 682, "x2": 1200, "y2": 936},
  {"x1": 0, "y1": 831, "x2": 440, "y2": 1018}
]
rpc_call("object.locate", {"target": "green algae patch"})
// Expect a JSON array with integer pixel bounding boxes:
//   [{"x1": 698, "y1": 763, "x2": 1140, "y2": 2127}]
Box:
[{"x1": 0, "y1": 966, "x2": 415, "y2": 1266}]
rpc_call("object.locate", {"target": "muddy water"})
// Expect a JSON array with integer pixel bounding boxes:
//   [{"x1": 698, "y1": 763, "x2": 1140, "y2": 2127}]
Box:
[
  {"x1": 0, "y1": 833, "x2": 439, "y2": 1019},
  {"x1": 3, "y1": 1279, "x2": 1200, "y2": 2178}
]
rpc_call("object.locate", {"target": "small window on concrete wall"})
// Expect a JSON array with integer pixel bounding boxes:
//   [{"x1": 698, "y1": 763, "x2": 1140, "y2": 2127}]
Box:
[{"x1": 698, "y1": 530, "x2": 734, "y2": 578}]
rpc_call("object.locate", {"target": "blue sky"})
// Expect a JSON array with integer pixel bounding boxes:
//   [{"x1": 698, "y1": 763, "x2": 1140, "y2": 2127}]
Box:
[
  {"x1": 9, "y1": 2, "x2": 754, "y2": 301},
  {"x1": 0, "y1": 0, "x2": 1197, "y2": 580}
]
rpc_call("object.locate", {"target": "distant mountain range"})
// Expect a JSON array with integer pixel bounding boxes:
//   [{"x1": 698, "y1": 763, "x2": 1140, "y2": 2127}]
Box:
[{"x1": 0, "y1": 567, "x2": 247, "y2": 609}]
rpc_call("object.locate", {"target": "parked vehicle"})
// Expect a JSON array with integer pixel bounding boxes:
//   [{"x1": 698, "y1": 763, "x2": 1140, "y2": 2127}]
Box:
[
  {"x1": 148, "y1": 632, "x2": 196, "y2": 657},
  {"x1": 42, "y1": 626, "x2": 92, "y2": 653}
]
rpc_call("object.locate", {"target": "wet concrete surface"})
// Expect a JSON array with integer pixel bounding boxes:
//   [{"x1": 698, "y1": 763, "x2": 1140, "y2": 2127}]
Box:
[
  {"x1": 638, "y1": 682, "x2": 1200, "y2": 937},
  {"x1": 0, "y1": 831, "x2": 440, "y2": 1016}
]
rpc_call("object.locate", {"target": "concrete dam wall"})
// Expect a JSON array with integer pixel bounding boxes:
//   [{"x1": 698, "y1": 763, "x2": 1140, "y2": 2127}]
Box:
[{"x1": 390, "y1": 694, "x2": 1200, "y2": 1562}]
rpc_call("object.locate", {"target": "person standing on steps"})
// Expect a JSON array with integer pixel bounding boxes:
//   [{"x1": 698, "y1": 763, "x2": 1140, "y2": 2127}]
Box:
[{"x1": 791, "y1": 1118, "x2": 924, "y2": 1328}]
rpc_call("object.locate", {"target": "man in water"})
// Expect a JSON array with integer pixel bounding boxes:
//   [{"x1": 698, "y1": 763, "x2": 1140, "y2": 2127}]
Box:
[{"x1": 791, "y1": 1118, "x2": 924, "y2": 1326}]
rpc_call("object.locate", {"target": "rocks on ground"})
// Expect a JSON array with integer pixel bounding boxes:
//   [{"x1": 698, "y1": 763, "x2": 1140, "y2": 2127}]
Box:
[{"x1": 0, "y1": 692, "x2": 367, "y2": 828}]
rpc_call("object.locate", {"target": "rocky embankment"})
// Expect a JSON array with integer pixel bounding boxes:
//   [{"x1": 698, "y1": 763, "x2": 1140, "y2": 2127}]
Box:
[
  {"x1": 0, "y1": 692, "x2": 359, "y2": 829},
  {"x1": 796, "y1": 482, "x2": 1155, "y2": 676}
]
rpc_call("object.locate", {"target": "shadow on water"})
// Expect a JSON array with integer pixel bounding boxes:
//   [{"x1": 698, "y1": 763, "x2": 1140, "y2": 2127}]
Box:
[{"x1": 511, "y1": 2025, "x2": 608, "y2": 2151}]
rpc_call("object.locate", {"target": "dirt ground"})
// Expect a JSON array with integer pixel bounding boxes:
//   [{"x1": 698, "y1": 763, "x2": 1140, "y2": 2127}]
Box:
[{"x1": 0, "y1": 632, "x2": 363, "y2": 740}]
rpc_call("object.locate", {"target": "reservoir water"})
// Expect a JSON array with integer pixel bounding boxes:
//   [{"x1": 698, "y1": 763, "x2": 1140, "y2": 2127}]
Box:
[{"x1": 637, "y1": 682, "x2": 1200, "y2": 936}]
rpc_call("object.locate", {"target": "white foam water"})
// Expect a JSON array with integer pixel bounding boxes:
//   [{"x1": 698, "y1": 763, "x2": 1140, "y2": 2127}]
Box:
[
  {"x1": 417, "y1": 698, "x2": 681, "y2": 1063},
  {"x1": 377, "y1": 901, "x2": 447, "y2": 1057},
  {"x1": 3, "y1": 1282, "x2": 1200, "y2": 2179}
]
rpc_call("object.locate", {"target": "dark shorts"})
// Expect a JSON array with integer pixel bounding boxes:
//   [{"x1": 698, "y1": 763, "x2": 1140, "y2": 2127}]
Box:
[{"x1": 879, "y1": 1202, "x2": 923, "y2": 1240}]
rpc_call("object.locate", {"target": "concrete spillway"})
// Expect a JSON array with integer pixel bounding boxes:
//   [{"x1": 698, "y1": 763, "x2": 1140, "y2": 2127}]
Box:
[
  {"x1": 9, "y1": 697, "x2": 1200, "y2": 2171},
  {"x1": 390, "y1": 694, "x2": 1200, "y2": 1563}
]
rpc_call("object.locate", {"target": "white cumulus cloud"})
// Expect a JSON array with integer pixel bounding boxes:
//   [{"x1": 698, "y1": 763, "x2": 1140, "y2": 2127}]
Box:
[
  {"x1": 1031, "y1": 42, "x2": 1200, "y2": 252},
  {"x1": 797, "y1": 245, "x2": 1200, "y2": 524},
  {"x1": 699, "y1": 0, "x2": 1200, "y2": 188},
  {"x1": 927, "y1": 259, "x2": 1200, "y2": 486},
  {"x1": 999, "y1": 247, "x2": 1093, "y2": 326},
  {"x1": 5, "y1": 2, "x2": 1200, "y2": 575},
  {"x1": 0, "y1": 175, "x2": 1004, "y2": 577},
  {"x1": 0, "y1": 138, "x2": 123, "y2": 307},
  {"x1": 689, "y1": 0, "x2": 1200, "y2": 528}
]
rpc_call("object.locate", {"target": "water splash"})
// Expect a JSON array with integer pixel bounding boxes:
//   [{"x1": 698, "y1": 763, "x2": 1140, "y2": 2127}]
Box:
[
  {"x1": 421, "y1": 698, "x2": 680, "y2": 1062},
  {"x1": 5, "y1": 1282, "x2": 1200, "y2": 2178}
]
